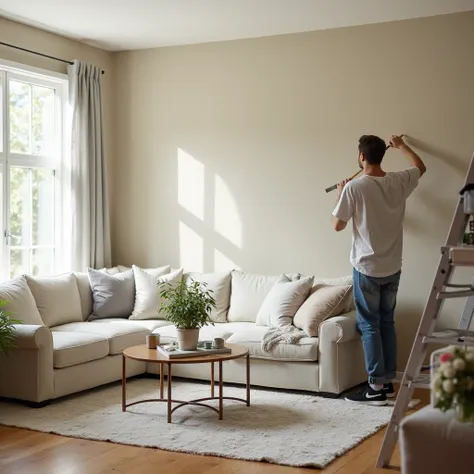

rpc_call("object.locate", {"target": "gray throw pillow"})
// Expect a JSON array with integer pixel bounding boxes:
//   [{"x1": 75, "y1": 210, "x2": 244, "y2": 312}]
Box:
[{"x1": 87, "y1": 268, "x2": 135, "y2": 320}]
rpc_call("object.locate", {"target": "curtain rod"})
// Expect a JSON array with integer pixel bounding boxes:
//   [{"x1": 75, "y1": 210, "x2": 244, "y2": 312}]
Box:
[{"x1": 0, "y1": 41, "x2": 105, "y2": 74}]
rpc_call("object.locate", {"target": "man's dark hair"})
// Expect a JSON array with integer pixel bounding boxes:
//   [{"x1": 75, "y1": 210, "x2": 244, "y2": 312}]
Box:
[{"x1": 358, "y1": 135, "x2": 386, "y2": 165}]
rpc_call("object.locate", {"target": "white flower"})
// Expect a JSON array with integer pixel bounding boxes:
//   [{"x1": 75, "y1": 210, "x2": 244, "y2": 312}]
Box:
[
  {"x1": 443, "y1": 366, "x2": 456, "y2": 378},
  {"x1": 466, "y1": 352, "x2": 474, "y2": 362},
  {"x1": 453, "y1": 358, "x2": 466, "y2": 371},
  {"x1": 432, "y1": 376, "x2": 442, "y2": 391},
  {"x1": 443, "y1": 380, "x2": 455, "y2": 393}
]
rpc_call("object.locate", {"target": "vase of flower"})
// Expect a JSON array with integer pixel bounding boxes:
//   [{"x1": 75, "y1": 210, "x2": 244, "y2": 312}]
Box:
[{"x1": 432, "y1": 346, "x2": 474, "y2": 424}]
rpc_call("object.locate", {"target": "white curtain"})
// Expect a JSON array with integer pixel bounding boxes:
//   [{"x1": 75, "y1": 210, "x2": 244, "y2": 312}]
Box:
[{"x1": 68, "y1": 60, "x2": 111, "y2": 271}]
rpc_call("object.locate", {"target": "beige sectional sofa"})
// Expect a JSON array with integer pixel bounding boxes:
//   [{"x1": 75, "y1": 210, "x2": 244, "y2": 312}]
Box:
[{"x1": 0, "y1": 266, "x2": 367, "y2": 405}]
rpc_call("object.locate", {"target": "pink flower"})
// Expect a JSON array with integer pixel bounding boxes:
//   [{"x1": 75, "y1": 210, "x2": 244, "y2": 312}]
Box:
[{"x1": 440, "y1": 353, "x2": 454, "y2": 363}]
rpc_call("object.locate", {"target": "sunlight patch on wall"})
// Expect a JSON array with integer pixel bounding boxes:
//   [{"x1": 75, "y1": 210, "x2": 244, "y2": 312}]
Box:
[
  {"x1": 178, "y1": 148, "x2": 204, "y2": 221},
  {"x1": 179, "y1": 222, "x2": 203, "y2": 272},
  {"x1": 214, "y1": 174, "x2": 242, "y2": 248},
  {"x1": 214, "y1": 249, "x2": 240, "y2": 272}
]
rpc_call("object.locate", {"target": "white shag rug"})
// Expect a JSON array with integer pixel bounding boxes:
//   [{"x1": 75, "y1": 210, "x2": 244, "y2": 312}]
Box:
[{"x1": 0, "y1": 379, "x2": 417, "y2": 468}]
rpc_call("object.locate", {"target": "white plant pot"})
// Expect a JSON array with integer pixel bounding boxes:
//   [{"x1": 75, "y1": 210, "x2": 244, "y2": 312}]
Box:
[{"x1": 176, "y1": 328, "x2": 199, "y2": 351}]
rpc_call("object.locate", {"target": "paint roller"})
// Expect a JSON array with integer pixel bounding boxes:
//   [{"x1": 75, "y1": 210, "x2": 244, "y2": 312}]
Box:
[{"x1": 325, "y1": 134, "x2": 405, "y2": 193}]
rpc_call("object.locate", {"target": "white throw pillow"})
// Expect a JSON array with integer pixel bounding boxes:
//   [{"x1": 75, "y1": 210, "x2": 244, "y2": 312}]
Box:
[
  {"x1": 184, "y1": 271, "x2": 232, "y2": 322},
  {"x1": 130, "y1": 266, "x2": 183, "y2": 320},
  {"x1": 227, "y1": 271, "x2": 301, "y2": 323},
  {"x1": 256, "y1": 275, "x2": 314, "y2": 327},
  {"x1": 0, "y1": 276, "x2": 44, "y2": 325},
  {"x1": 26, "y1": 273, "x2": 83, "y2": 327}
]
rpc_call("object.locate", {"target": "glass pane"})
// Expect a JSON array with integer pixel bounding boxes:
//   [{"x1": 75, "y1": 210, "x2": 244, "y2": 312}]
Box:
[
  {"x1": 32, "y1": 168, "x2": 54, "y2": 246},
  {"x1": 9, "y1": 167, "x2": 31, "y2": 247},
  {"x1": 10, "y1": 249, "x2": 29, "y2": 279},
  {"x1": 32, "y1": 248, "x2": 54, "y2": 276},
  {"x1": 32, "y1": 85, "x2": 55, "y2": 156},
  {"x1": 9, "y1": 80, "x2": 31, "y2": 154}
]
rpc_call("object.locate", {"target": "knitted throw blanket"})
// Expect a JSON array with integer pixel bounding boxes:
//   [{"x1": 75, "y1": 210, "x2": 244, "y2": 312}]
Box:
[{"x1": 262, "y1": 325, "x2": 307, "y2": 352}]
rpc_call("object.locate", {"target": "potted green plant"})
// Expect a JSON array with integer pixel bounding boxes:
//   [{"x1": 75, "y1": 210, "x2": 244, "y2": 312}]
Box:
[
  {"x1": 158, "y1": 279, "x2": 216, "y2": 351},
  {"x1": 0, "y1": 300, "x2": 21, "y2": 356}
]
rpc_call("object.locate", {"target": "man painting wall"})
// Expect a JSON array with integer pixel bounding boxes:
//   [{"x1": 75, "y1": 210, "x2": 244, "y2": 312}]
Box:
[{"x1": 332, "y1": 135, "x2": 426, "y2": 406}]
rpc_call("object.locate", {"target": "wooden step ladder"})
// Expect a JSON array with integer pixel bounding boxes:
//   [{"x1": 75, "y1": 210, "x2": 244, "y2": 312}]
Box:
[{"x1": 376, "y1": 152, "x2": 474, "y2": 468}]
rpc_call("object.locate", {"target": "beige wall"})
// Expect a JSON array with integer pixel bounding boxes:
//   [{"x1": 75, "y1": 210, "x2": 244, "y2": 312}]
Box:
[
  {"x1": 0, "y1": 16, "x2": 114, "y2": 196},
  {"x1": 113, "y1": 11, "x2": 474, "y2": 365}
]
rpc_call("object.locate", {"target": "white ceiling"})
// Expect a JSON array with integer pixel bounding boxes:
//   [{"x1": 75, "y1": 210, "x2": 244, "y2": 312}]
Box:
[{"x1": 1, "y1": 0, "x2": 474, "y2": 51}]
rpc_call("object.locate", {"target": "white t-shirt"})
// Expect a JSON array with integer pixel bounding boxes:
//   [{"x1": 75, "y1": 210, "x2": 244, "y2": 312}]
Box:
[{"x1": 332, "y1": 167, "x2": 420, "y2": 278}]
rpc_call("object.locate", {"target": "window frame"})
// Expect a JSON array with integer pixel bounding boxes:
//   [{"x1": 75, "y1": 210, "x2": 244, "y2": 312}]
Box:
[{"x1": 0, "y1": 59, "x2": 69, "y2": 281}]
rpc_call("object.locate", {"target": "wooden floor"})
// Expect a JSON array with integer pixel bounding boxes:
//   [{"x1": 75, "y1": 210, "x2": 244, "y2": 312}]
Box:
[{"x1": 0, "y1": 390, "x2": 428, "y2": 474}]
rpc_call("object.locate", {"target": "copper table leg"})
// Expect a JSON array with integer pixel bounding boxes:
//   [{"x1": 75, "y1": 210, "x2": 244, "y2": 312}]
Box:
[
  {"x1": 219, "y1": 361, "x2": 223, "y2": 420},
  {"x1": 160, "y1": 363, "x2": 164, "y2": 399},
  {"x1": 167, "y1": 363, "x2": 172, "y2": 423},
  {"x1": 246, "y1": 353, "x2": 250, "y2": 406},
  {"x1": 122, "y1": 354, "x2": 126, "y2": 412},
  {"x1": 210, "y1": 362, "x2": 215, "y2": 397}
]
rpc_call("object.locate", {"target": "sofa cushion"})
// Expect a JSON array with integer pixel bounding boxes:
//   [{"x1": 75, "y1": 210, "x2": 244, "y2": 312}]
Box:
[
  {"x1": 130, "y1": 267, "x2": 182, "y2": 320},
  {"x1": 184, "y1": 271, "x2": 231, "y2": 323},
  {"x1": 52, "y1": 331, "x2": 109, "y2": 368},
  {"x1": 256, "y1": 275, "x2": 314, "y2": 327},
  {"x1": 227, "y1": 271, "x2": 300, "y2": 323},
  {"x1": 52, "y1": 322, "x2": 148, "y2": 355},
  {"x1": 153, "y1": 322, "x2": 235, "y2": 344},
  {"x1": 74, "y1": 272, "x2": 93, "y2": 320},
  {"x1": 88, "y1": 268, "x2": 135, "y2": 320},
  {"x1": 92, "y1": 318, "x2": 172, "y2": 332},
  {"x1": 226, "y1": 326, "x2": 319, "y2": 362},
  {"x1": 293, "y1": 284, "x2": 353, "y2": 337},
  {"x1": 0, "y1": 276, "x2": 44, "y2": 325},
  {"x1": 26, "y1": 273, "x2": 83, "y2": 327}
]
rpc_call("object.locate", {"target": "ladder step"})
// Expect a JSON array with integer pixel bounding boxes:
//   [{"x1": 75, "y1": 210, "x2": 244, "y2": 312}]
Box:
[
  {"x1": 394, "y1": 371, "x2": 431, "y2": 389},
  {"x1": 423, "y1": 329, "x2": 474, "y2": 347},
  {"x1": 437, "y1": 289, "x2": 474, "y2": 299},
  {"x1": 409, "y1": 374, "x2": 431, "y2": 389}
]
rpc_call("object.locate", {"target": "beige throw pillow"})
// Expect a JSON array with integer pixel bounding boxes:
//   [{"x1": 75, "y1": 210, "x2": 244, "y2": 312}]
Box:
[
  {"x1": 0, "y1": 276, "x2": 44, "y2": 325},
  {"x1": 256, "y1": 275, "x2": 314, "y2": 327},
  {"x1": 293, "y1": 284, "x2": 353, "y2": 337},
  {"x1": 26, "y1": 273, "x2": 83, "y2": 327}
]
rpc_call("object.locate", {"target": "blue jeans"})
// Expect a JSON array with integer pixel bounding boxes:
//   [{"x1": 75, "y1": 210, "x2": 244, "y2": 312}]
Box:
[{"x1": 353, "y1": 268, "x2": 401, "y2": 385}]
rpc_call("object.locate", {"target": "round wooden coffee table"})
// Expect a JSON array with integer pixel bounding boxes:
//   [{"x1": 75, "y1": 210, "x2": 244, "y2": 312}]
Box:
[{"x1": 122, "y1": 343, "x2": 250, "y2": 423}]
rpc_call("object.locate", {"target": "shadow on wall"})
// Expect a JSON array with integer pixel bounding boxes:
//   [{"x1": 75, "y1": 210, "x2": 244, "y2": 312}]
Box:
[
  {"x1": 176, "y1": 148, "x2": 243, "y2": 272},
  {"x1": 406, "y1": 136, "x2": 467, "y2": 178}
]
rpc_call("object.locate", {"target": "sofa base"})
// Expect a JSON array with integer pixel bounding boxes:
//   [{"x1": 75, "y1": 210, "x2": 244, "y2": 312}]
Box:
[
  {"x1": 147, "y1": 357, "x2": 321, "y2": 392},
  {"x1": 0, "y1": 397, "x2": 51, "y2": 408},
  {"x1": 24, "y1": 399, "x2": 51, "y2": 408}
]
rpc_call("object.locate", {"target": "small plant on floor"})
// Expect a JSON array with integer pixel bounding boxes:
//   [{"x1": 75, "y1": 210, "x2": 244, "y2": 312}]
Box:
[
  {"x1": 158, "y1": 279, "x2": 216, "y2": 350},
  {"x1": 432, "y1": 345, "x2": 474, "y2": 423},
  {"x1": 0, "y1": 300, "x2": 21, "y2": 356}
]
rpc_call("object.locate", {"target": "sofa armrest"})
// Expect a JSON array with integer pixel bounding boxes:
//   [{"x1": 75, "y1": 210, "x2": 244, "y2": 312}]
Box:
[
  {"x1": 318, "y1": 311, "x2": 358, "y2": 344},
  {"x1": 318, "y1": 311, "x2": 367, "y2": 395},
  {"x1": 0, "y1": 324, "x2": 54, "y2": 403},
  {"x1": 12, "y1": 324, "x2": 51, "y2": 349}
]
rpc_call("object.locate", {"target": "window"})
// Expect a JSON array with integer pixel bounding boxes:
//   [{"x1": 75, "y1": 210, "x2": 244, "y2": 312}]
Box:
[{"x1": 0, "y1": 63, "x2": 68, "y2": 281}]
